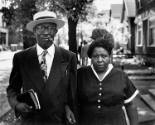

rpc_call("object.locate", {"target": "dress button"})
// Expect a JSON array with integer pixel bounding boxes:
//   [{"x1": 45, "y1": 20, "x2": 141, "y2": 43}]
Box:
[
  {"x1": 99, "y1": 87, "x2": 102, "y2": 90},
  {"x1": 98, "y1": 105, "x2": 101, "y2": 109},
  {"x1": 99, "y1": 93, "x2": 102, "y2": 96},
  {"x1": 97, "y1": 99, "x2": 101, "y2": 103},
  {"x1": 99, "y1": 83, "x2": 102, "y2": 86}
]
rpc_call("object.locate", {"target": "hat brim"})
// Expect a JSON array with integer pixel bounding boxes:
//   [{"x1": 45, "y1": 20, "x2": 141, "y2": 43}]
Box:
[{"x1": 26, "y1": 18, "x2": 65, "y2": 32}]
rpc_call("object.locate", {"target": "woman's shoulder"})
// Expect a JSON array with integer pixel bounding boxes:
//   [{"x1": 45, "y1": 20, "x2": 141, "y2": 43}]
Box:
[{"x1": 111, "y1": 67, "x2": 127, "y2": 76}]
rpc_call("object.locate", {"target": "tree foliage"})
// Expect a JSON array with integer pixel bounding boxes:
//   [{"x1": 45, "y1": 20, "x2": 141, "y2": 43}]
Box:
[
  {"x1": 36, "y1": 0, "x2": 93, "y2": 21},
  {"x1": 0, "y1": 6, "x2": 14, "y2": 26},
  {"x1": 36, "y1": 0, "x2": 94, "y2": 53},
  {"x1": 13, "y1": 0, "x2": 37, "y2": 49},
  {"x1": 2, "y1": 0, "x2": 37, "y2": 48},
  {"x1": 3, "y1": 0, "x2": 94, "y2": 52}
]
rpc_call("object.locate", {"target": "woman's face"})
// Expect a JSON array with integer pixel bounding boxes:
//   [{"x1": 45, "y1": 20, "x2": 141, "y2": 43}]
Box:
[{"x1": 91, "y1": 47, "x2": 111, "y2": 73}]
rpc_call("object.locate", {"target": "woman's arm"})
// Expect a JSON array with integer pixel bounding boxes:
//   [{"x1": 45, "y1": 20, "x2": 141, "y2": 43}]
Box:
[{"x1": 125, "y1": 101, "x2": 138, "y2": 125}]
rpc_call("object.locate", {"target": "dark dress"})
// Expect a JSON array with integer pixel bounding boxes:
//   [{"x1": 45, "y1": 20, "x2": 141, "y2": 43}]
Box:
[{"x1": 77, "y1": 65, "x2": 138, "y2": 125}]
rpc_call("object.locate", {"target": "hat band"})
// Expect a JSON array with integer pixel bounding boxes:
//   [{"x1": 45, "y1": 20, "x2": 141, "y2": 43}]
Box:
[{"x1": 36, "y1": 16, "x2": 55, "y2": 20}]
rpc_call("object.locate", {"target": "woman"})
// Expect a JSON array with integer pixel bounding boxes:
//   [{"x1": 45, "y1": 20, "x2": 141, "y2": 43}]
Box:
[{"x1": 77, "y1": 33, "x2": 139, "y2": 125}]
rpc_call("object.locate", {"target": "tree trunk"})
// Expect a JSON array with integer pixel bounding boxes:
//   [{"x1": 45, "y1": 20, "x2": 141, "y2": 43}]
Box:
[{"x1": 68, "y1": 17, "x2": 78, "y2": 54}]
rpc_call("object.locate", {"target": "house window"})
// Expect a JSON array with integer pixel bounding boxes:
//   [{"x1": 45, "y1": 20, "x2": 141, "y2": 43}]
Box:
[
  {"x1": 137, "y1": 24, "x2": 143, "y2": 46},
  {"x1": 148, "y1": 19, "x2": 155, "y2": 46},
  {"x1": 0, "y1": 32, "x2": 6, "y2": 44}
]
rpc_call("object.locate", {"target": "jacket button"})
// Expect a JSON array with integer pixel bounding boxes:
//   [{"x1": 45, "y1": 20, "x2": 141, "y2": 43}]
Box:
[
  {"x1": 99, "y1": 83, "x2": 102, "y2": 86},
  {"x1": 99, "y1": 87, "x2": 102, "y2": 90}
]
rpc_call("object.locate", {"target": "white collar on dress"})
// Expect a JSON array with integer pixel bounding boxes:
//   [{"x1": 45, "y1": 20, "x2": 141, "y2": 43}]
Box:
[{"x1": 91, "y1": 64, "x2": 113, "y2": 82}]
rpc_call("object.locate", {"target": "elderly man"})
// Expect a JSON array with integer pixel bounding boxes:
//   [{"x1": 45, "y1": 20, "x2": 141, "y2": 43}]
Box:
[{"x1": 7, "y1": 10, "x2": 77, "y2": 125}]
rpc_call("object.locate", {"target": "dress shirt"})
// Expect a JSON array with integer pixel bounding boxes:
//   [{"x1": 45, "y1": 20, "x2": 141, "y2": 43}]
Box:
[{"x1": 37, "y1": 44, "x2": 55, "y2": 78}]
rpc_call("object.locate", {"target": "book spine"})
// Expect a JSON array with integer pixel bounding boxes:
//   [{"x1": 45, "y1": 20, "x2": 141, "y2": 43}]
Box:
[{"x1": 34, "y1": 92, "x2": 41, "y2": 109}]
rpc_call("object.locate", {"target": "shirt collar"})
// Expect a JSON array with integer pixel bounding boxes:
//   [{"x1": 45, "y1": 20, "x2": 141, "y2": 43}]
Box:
[{"x1": 36, "y1": 44, "x2": 55, "y2": 56}]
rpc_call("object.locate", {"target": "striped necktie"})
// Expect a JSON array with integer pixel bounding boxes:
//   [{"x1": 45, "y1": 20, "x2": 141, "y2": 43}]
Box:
[{"x1": 40, "y1": 50, "x2": 48, "y2": 82}]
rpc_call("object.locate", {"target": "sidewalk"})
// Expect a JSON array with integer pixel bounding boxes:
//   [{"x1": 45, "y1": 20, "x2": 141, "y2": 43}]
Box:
[
  {"x1": 0, "y1": 50, "x2": 17, "y2": 123},
  {"x1": 123, "y1": 64, "x2": 155, "y2": 124},
  {"x1": 125, "y1": 68, "x2": 155, "y2": 81}
]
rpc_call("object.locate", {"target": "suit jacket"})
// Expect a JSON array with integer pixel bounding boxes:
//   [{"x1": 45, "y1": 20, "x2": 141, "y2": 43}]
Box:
[{"x1": 7, "y1": 45, "x2": 77, "y2": 125}]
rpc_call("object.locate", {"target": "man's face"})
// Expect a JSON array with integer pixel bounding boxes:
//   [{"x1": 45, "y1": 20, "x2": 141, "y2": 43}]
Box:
[{"x1": 34, "y1": 22, "x2": 58, "y2": 49}]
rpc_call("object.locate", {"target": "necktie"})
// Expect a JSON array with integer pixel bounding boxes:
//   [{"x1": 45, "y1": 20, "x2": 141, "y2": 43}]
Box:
[{"x1": 40, "y1": 50, "x2": 48, "y2": 82}]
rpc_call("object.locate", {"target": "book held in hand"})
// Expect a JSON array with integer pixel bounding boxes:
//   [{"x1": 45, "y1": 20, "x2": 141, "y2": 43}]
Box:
[{"x1": 17, "y1": 89, "x2": 41, "y2": 110}]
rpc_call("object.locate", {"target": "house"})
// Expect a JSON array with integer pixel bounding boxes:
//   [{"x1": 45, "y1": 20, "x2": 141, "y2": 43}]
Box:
[
  {"x1": 121, "y1": 0, "x2": 155, "y2": 65},
  {"x1": 135, "y1": 0, "x2": 155, "y2": 65},
  {"x1": 120, "y1": 0, "x2": 136, "y2": 55}
]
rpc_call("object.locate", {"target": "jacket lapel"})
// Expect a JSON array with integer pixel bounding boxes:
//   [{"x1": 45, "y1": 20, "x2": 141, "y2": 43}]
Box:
[
  {"x1": 26, "y1": 46, "x2": 45, "y2": 91},
  {"x1": 45, "y1": 46, "x2": 67, "y2": 94}
]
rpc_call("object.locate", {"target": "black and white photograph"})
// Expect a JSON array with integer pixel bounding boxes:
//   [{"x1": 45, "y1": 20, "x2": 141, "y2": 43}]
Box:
[{"x1": 0, "y1": 0, "x2": 155, "y2": 125}]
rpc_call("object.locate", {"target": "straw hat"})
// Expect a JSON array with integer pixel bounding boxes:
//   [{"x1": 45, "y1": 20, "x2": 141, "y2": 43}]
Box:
[{"x1": 26, "y1": 10, "x2": 65, "y2": 32}]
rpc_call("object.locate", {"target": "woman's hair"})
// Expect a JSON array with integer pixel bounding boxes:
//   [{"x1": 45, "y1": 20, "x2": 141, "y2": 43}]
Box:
[
  {"x1": 91, "y1": 28, "x2": 110, "y2": 40},
  {"x1": 87, "y1": 32, "x2": 114, "y2": 58}
]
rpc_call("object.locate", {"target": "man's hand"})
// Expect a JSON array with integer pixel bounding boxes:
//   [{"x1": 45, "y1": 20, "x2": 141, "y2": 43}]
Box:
[
  {"x1": 65, "y1": 105, "x2": 76, "y2": 124},
  {"x1": 15, "y1": 102, "x2": 33, "y2": 117}
]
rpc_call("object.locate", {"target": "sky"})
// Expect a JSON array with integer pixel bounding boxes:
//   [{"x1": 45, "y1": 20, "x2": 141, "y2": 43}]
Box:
[{"x1": 94, "y1": 0, "x2": 123, "y2": 11}]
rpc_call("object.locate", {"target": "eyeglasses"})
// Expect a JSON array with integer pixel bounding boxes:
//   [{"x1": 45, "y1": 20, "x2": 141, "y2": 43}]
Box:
[{"x1": 35, "y1": 24, "x2": 57, "y2": 33}]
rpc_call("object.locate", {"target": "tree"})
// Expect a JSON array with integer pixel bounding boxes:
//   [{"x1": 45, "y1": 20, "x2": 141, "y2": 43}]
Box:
[
  {"x1": 0, "y1": 4, "x2": 18, "y2": 45},
  {"x1": 5, "y1": 0, "x2": 94, "y2": 51},
  {"x1": 13, "y1": 0, "x2": 37, "y2": 49},
  {"x1": 36, "y1": 0, "x2": 94, "y2": 54},
  {"x1": 0, "y1": 6, "x2": 14, "y2": 26},
  {"x1": 3, "y1": 0, "x2": 37, "y2": 48}
]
